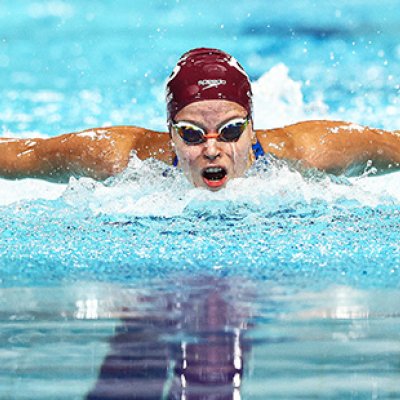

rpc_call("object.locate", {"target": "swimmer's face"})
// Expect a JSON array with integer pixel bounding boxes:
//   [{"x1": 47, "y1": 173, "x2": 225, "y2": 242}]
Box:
[{"x1": 170, "y1": 100, "x2": 254, "y2": 191}]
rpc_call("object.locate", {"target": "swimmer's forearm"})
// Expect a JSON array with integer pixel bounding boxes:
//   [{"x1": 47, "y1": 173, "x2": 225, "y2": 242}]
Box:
[
  {"x1": 0, "y1": 137, "x2": 53, "y2": 180},
  {"x1": 0, "y1": 126, "x2": 173, "y2": 182},
  {"x1": 0, "y1": 133, "x2": 122, "y2": 182}
]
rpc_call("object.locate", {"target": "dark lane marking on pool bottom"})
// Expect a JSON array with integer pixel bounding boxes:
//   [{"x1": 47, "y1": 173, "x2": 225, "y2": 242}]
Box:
[{"x1": 85, "y1": 277, "x2": 255, "y2": 399}]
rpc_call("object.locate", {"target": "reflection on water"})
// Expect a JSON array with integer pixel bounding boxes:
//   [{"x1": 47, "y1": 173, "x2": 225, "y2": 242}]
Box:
[
  {"x1": 87, "y1": 277, "x2": 253, "y2": 399},
  {"x1": 83, "y1": 279, "x2": 400, "y2": 399},
  {"x1": 1, "y1": 279, "x2": 400, "y2": 399}
]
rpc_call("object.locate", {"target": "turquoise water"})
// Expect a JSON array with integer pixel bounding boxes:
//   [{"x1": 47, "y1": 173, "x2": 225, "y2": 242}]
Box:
[{"x1": 1, "y1": 1, "x2": 400, "y2": 399}]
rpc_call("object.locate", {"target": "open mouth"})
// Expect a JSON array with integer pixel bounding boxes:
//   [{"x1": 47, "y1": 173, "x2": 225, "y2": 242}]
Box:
[{"x1": 202, "y1": 167, "x2": 228, "y2": 188}]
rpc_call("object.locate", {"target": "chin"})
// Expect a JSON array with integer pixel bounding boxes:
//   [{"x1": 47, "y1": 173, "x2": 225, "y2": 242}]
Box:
[{"x1": 204, "y1": 184, "x2": 225, "y2": 192}]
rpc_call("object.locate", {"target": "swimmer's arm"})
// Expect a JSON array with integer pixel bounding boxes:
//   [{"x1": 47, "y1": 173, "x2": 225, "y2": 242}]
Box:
[
  {"x1": 0, "y1": 126, "x2": 172, "y2": 182},
  {"x1": 258, "y1": 120, "x2": 400, "y2": 175}
]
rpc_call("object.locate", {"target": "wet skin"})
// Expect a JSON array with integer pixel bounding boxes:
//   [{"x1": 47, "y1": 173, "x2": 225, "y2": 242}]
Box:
[{"x1": 171, "y1": 100, "x2": 255, "y2": 191}]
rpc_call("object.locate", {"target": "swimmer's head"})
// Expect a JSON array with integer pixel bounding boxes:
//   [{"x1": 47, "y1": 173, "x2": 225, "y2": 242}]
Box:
[
  {"x1": 166, "y1": 49, "x2": 255, "y2": 191},
  {"x1": 166, "y1": 48, "x2": 253, "y2": 123}
]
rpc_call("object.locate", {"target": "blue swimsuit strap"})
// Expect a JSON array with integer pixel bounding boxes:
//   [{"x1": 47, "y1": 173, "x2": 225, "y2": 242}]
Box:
[
  {"x1": 172, "y1": 140, "x2": 265, "y2": 167},
  {"x1": 252, "y1": 139, "x2": 265, "y2": 159}
]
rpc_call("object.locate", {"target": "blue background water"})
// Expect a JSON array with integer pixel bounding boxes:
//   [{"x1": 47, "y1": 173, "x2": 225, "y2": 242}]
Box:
[
  {"x1": 1, "y1": 0, "x2": 400, "y2": 135},
  {"x1": 1, "y1": 1, "x2": 400, "y2": 398}
]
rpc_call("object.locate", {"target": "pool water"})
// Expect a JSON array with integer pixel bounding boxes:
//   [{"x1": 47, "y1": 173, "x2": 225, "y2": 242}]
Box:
[{"x1": 1, "y1": 1, "x2": 400, "y2": 399}]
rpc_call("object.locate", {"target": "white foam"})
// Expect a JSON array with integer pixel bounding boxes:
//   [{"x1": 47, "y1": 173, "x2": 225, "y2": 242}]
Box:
[
  {"x1": 0, "y1": 155, "x2": 399, "y2": 214},
  {"x1": 0, "y1": 178, "x2": 66, "y2": 206},
  {"x1": 59, "y1": 155, "x2": 400, "y2": 217},
  {"x1": 252, "y1": 63, "x2": 328, "y2": 129}
]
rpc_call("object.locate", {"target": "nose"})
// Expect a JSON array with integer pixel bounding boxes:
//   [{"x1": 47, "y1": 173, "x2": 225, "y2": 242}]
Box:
[{"x1": 203, "y1": 138, "x2": 221, "y2": 160}]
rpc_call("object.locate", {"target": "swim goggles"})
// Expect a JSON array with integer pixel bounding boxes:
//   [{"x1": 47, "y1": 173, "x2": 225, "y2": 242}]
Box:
[{"x1": 171, "y1": 116, "x2": 249, "y2": 145}]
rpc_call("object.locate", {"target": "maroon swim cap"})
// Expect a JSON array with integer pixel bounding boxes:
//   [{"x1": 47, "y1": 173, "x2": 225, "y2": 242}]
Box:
[{"x1": 166, "y1": 48, "x2": 252, "y2": 122}]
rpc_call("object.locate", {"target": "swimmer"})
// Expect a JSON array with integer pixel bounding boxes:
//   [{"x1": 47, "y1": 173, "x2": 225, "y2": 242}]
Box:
[{"x1": 1, "y1": 47, "x2": 400, "y2": 190}]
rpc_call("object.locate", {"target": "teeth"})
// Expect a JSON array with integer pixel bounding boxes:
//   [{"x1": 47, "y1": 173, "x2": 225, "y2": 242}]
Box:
[
  {"x1": 206, "y1": 167, "x2": 222, "y2": 173},
  {"x1": 203, "y1": 167, "x2": 226, "y2": 182}
]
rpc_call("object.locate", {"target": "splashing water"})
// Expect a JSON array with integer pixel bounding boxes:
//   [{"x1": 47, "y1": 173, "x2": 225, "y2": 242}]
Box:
[
  {"x1": 252, "y1": 64, "x2": 329, "y2": 129},
  {"x1": 1, "y1": 152, "x2": 399, "y2": 214}
]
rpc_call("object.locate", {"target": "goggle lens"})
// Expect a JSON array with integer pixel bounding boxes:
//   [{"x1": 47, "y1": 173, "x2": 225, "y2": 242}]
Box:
[
  {"x1": 173, "y1": 117, "x2": 249, "y2": 145},
  {"x1": 219, "y1": 119, "x2": 249, "y2": 142},
  {"x1": 179, "y1": 125, "x2": 205, "y2": 144}
]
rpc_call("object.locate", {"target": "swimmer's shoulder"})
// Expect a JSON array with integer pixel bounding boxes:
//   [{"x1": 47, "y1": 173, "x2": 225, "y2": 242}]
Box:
[
  {"x1": 255, "y1": 119, "x2": 400, "y2": 174},
  {"x1": 255, "y1": 120, "x2": 356, "y2": 160},
  {"x1": 89, "y1": 125, "x2": 173, "y2": 164},
  {"x1": 255, "y1": 125, "x2": 297, "y2": 159}
]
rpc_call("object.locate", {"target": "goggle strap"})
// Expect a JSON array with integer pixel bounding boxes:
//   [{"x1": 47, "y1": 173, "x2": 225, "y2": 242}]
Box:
[{"x1": 203, "y1": 133, "x2": 219, "y2": 139}]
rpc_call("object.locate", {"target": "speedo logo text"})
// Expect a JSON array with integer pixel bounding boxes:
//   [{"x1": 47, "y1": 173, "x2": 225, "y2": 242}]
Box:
[{"x1": 198, "y1": 79, "x2": 227, "y2": 90}]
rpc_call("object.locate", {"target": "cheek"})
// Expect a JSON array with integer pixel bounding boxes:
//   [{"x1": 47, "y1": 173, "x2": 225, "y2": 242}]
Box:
[
  {"x1": 229, "y1": 142, "x2": 251, "y2": 172},
  {"x1": 174, "y1": 145, "x2": 203, "y2": 182},
  {"x1": 172, "y1": 137, "x2": 198, "y2": 165},
  {"x1": 176, "y1": 146, "x2": 201, "y2": 165}
]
